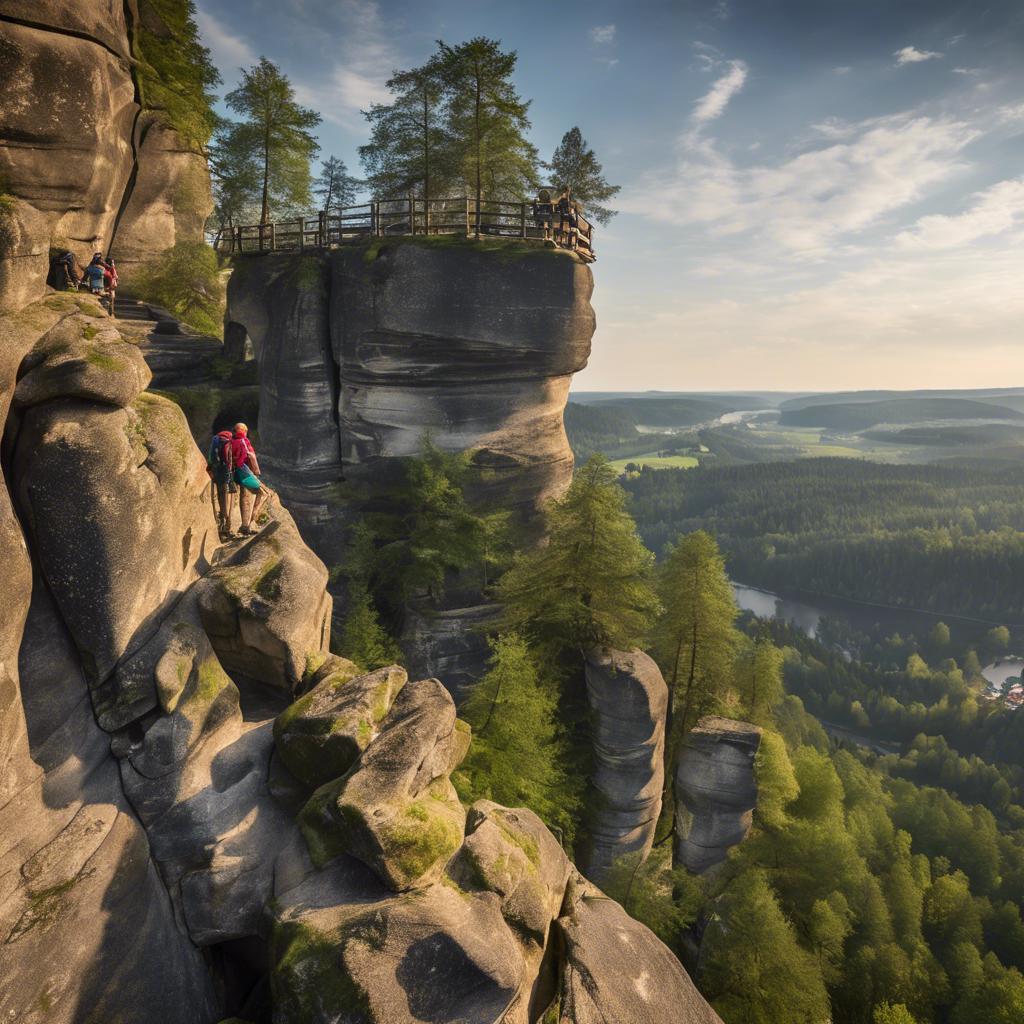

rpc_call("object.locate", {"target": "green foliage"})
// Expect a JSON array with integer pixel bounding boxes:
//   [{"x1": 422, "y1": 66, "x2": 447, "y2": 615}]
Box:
[
  {"x1": 736, "y1": 631, "x2": 785, "y2": 723},
  {"x1": 455, "y1": 632, "x2": 578, "y2": 842},
  {"x1": 134, "y1": 0, "x2": 220, "y2": 147},
  {"x1": 224, "y1": 58, "x2": 321, "y2": 224},
  {"x1": 753, "y1": 729, "x2": 799, "y2": 829},
  {"x1": 651, "y1": 530, "x2": 736, "y2": 736},
  {"x1": 873, "y1": 1002, "x2": 919, "y2": 1024},
  {"x1": 337, "y1": 584, "x2": 402, "y2": 671},
  {"x1": 360, "y1": 56, "x2": 453, "y2": 201},
  {"x1": 438, "y1": 38, "x2": 539, "y2": 210},
  {"x1": 546, "y1": 127, "x2": 620, "y2": 225},
  {"x1": 133, "y1": 241, "x2": 224, "y2": 336},
  {"x1": 496, "y1": 455, "x2": 660, "y2": 656},
  {"x1": 601, "y1": 846, "x2": 703, "y2": 948},
  {"x1": 701, "y1": 869, "x2": 831, "y2": 1023}
]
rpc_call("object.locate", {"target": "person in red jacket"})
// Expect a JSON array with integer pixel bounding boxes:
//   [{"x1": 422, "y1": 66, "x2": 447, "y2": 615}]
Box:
[{"x1": 230, "y1": 423, "x2": 271, "y2": 535}]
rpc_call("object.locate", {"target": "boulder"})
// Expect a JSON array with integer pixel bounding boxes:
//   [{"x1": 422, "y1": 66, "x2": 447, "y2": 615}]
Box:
[
  {"x1": 557, "y1": 871, "x2": 724, "y2": 1024},
  {"x1": 14, "y1": 313, "x2": 152, "y2": 408},
  {"x1": 298, "y1": 678, "x2": 470, "y2": 889},
  {"x1": 674, "y1": 716, "x2": 763, "y2": 874},
  {"x1": 274, "y1": 663, "x2": 405, "y2": 789},
  {"x1": 582, "y1": 647, "x2": 668, "y2": 880},
  {"x1": 196, "y1": 506, "x2": 332, "y2": 693},
  {"x1": 271, "y1": 859, "x2": 524, "y2": 1024},
  {"x1": 11, "y1": 390, "x2": 216, "y2": 703}
]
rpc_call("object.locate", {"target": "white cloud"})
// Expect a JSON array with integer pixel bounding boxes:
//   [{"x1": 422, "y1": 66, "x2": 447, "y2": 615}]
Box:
[
  {"x1": 953, "y1": 67, "x2": 981, "y2": 76},
  {"x1": 712, "y1": 1, "x2": 730, "y2": 20},
  {"x1": 833, "y1": 66, "x2": 852, "y2": 75},
  {"x1": 623, "y1": 111, "x2": 980, "y2": 254},
  {"x1": 895, "y1": 178, "x2": 1024, "y2": 249},
  {"x1": 894, "y1": 46, "x2": 944, "y2": 66},
  {"x1": 692, "y1": 60, "x2": 748, "y2": 127},
  {"x1": 195, "y1": 7, "x2": 257, "y2": 72},
  {"x1": 289, "y1": 0, "x2": 396, "y2": 130},
  {"x1": 590, "y1": 24, "x2": 616, "y2": 45},
  {"x1": 948, "y1": 33, "x2": 966, "y2": 46}
]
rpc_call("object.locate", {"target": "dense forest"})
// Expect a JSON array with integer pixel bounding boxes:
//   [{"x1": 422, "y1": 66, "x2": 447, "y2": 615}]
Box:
[
  {"x1": 778, "y1": 398, "x2": 1024, "y2": 430},
  {"x1": 624, "y1": 459, "x2": 1024, "y2": 622},
  {"x1": 339, "y1": 448, "x2": 1024, "y2": 1023}
]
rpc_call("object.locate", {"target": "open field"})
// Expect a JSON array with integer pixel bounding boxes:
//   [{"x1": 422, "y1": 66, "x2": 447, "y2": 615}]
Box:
[{"x1": 609, "y1": 452, "x2": 699, "y2": 472}]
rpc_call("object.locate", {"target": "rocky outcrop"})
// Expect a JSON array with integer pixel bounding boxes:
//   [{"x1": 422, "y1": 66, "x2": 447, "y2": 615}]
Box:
[
  {"x1": 0, "y1": 1, "x2": 211, "y2": 312},
  {"x1": 582, "y1": 647, "x2": 669, "y2": 880},
  {"x1": 225, "y1": 241, "x2": 595, "y2": 695},
  {"x1": 675, "y1": 716, "x2": 763, "y2": 874}
]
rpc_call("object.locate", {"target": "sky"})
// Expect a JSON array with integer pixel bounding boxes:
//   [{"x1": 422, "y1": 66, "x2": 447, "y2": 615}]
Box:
[{"x1": 195, "y1": 0, "x2": 1024, "y2": 392}]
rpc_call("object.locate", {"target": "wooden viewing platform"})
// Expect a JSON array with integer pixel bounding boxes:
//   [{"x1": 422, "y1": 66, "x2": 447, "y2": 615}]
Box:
[{"x1": 213, "y1": 195, "x2": 596, "y2": 262}]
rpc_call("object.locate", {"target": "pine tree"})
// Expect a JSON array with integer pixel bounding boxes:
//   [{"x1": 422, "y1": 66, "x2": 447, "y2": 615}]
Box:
[
  {"x1": 701, "y1": 869, "x2": 831, "y2": 1023},
  {"x1": 360, "y1": 56, "x2": 452, "y2": 204},
  {"x1": 873, "y1": 1003, "x2": 918, "y2": 1024},
  {"x1": 314, "y1": 156, "x2": 359, "y2": 214},
  {"x1": 496, "y1": 455, "x2": 660, "y2": 658},
  {"x1": 456, "y1": 632, "x2": 577, "y2": 838},
  {"x1": 438, "y1": 37, "x2": 539, "y2": 233},
  {"x1": 651, "y1": 530, "x2": 737, "y2": 742},
  {"x1": 225, "y1": 57, "x2": 321, "y2": 225},
  {"x1": 736, "y1": 628, "x2": 785, "y2": 724},
  {"x1": 339, "y1": 584, "x2": 402, "y2": 671},
  {"x1": 546, "y1": 127, "x2": 621, "y2": 224},
  {"x1": 209, "y1": 120, "x2": 262, "y2": 239}
]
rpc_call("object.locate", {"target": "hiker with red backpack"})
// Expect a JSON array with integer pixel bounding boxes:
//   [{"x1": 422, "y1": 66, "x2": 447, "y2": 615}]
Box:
[
  {"x1": 207, "y1": 429, "x2": 237, "y2": 538},
  {"x1": 230, "y1": 423, "x2": 271, "y2": 536}
]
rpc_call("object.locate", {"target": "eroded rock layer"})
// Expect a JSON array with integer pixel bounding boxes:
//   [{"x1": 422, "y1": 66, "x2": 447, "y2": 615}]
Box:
[
  {"x1": 0, "y1": 0, "x2": 211, "y2": 311},
  {"x1": 675, "y1": 715, "x2": 763, "y2": 874}
]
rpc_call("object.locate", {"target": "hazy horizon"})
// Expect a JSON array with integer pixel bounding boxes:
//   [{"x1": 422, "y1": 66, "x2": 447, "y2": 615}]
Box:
[{"x1": 196, "y1": 0, "x2": 1024, "y2": 390}]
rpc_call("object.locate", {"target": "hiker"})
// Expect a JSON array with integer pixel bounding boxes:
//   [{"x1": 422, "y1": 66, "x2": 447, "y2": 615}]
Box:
[
  {"x1": 533, "y1": 189, "x2": 554, "y2": 241},
  {"x1": 566, "y1": 201, "x2": 581, "y2": 251},
  {"x1": 103, "y1": 257, "x2": 118, "y2": 316},
  {"x1": 230, "y1": 422, "x2": 271, "y2": 535},
  {"x1": 556, "y1": 188, "x2": 573, "y2": 247},
  {"x1": 206, "y1": 429, "x2": 236, "y2": 538},
  {"x1": 83, "y1": 254, "x2": 107, "y2": 302},
  {"x1": 49, "y1": 250, "x2": 81, "y2": 291}
]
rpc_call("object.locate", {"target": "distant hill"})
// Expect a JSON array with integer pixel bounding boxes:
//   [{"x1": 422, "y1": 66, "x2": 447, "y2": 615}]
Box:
[
  {"x1": 779, "y1": 398, "x2": 1024, "y2": 431},
  {"x1": 863, "y1": 423, "x2": 1024, "y2": 447},
  {"x1": 779, "y1": 388, "x2": 1024, "y2": 413}
]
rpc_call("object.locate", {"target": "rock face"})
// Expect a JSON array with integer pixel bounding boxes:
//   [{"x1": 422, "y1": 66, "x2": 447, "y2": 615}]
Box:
[
  {"x1": 675, "y1": 716, "x2": 763, "y2": 874},
  {"x1": 0, "y1": 1, "x2": 211, "y2": 312},
  {"x1": 225, "y1": 241, "x2": 595, "y2": 695},
  {"x1": 582, "y1": 647, "x2": 669, "y2": 880},
  {"x1": 0, "y1": 292, "x2": 721, "y2": 1023}
]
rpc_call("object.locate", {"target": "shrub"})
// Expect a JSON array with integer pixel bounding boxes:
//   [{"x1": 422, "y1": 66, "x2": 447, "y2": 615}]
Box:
[{"x1": 133, "y1": 241, "x2": 224, "y2": 337}]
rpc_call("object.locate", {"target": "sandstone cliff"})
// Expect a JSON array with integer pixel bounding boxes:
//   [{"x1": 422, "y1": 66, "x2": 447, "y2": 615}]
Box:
[
  {"x1": 0, "y1": 291, "x2": 721, "y2": 1023},
  {"x1": 0, "y1": 0, "x2": 211, "y2": 312},
  {"x1": 225, "y1": 241, "x2": 594, "y2": 696},
  {"x1": 675, "y1": 715, "x2": 763, "y2": 873}
]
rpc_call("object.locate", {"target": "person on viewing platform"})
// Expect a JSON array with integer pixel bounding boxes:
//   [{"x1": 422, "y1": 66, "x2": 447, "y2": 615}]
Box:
[
  {"x1": 533, "y1": 189, "x2": 554, "y2": 240},
  {"x1": 230, "y1": 422, "x2": 272, "y2": 535}
]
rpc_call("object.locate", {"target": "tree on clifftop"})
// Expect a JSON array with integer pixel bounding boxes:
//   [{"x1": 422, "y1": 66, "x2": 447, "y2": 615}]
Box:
[
  {"x1": 314, "y1": 156, "x2": 359, "y2": 215},
  {"x1": 547, "y1": 127, "x2": 621, "y2": 225},
  {"x1": 360, "y1": 57, "x2": 453, "y2": 203},
  {"x1": 225, "y1": 58, "x2": 321, "y2": 225},
  {"x1": 438, "y1": 38, "x2": 538, "y2": 232}
]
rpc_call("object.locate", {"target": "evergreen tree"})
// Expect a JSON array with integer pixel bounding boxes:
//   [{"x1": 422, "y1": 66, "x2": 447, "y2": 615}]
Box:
[
  {"x1": 314, "y1": 156, "x2": 359, "y2": 214},
  {"x1": 753, "y1": 729, "x2": 799, "y2": 829},
  {"x1": 546, "y1": 126, "x2": 621, "y2": 224},
  {"x1": 651, "y1": 530, "x2": 737, "y2": 741},
  {"x1": 736, "y1": 628, "x2": 785, "y2": 724},
  {"x1": 338, "y1": 585, "x2": 402, "y2": 671},
  {"x1": 225, "y1": 57, "x2": 321, "y2": 225},
  {"x1": 438, "y1": 37, "x2": 539, "y2": 232},
  {"x1": 209, "y1": 120, "x2": 261, "y2": 239},
  {"x1": 496, "y1": 455, "x2": 660, "y2": 658},
  {"x1": 360, "y1": 56, "x2": 452, "y2": 203},
  {"x1": 874, "y1": 1001, "x2": 919, "y2": 1023},
  {"x1": 455, "y1": 632, "x2": 577, "y2": 838},
  {"x1": 701, "y1": 869, "x2": 831, "y2": 1023}
]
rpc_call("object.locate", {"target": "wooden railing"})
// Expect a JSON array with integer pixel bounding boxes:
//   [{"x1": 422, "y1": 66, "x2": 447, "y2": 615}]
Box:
[{"x1": 212, "y1": 195, "x2": 595, "y2": 261}]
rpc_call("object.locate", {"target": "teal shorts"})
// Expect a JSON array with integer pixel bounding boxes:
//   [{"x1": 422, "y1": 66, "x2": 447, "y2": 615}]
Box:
[{"x1": 233, "y1": 467, "x2": 261, "y2": 492}]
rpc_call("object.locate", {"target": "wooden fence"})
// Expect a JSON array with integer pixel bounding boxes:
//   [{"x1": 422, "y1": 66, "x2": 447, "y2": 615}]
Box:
[{"x1": 213, "y1": 196, "x2": 595, "y2": 261}]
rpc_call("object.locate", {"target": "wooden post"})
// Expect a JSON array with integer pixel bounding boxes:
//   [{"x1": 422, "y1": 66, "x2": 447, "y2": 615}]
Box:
[
  {"x1": 269, "y1": 222, "x2": 275, "y2": 252},
  {"x1": 409, "y1": 193, "x2": 415, "y2": 236},
  {"x1": 319, "y1": 211, "x2": 326, "y2": 247},
  {"x1": 298, "y1": 219, "x2": 304, "y2": 252},
  {"x1": 374, "y1": 201, "x2": 381, "y2": 237},
  {"x1": 520, "y1": 201, "x2": 527, "y2": 239},
  {"x1": 465, "y1": 197, "x2": 471, "y2": 237}
]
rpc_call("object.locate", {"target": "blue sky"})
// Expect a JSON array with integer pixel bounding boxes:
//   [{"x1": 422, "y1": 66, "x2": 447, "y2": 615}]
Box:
[{"x1": 196, "y1": 0, "x2": 1024, "y2": 391}]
